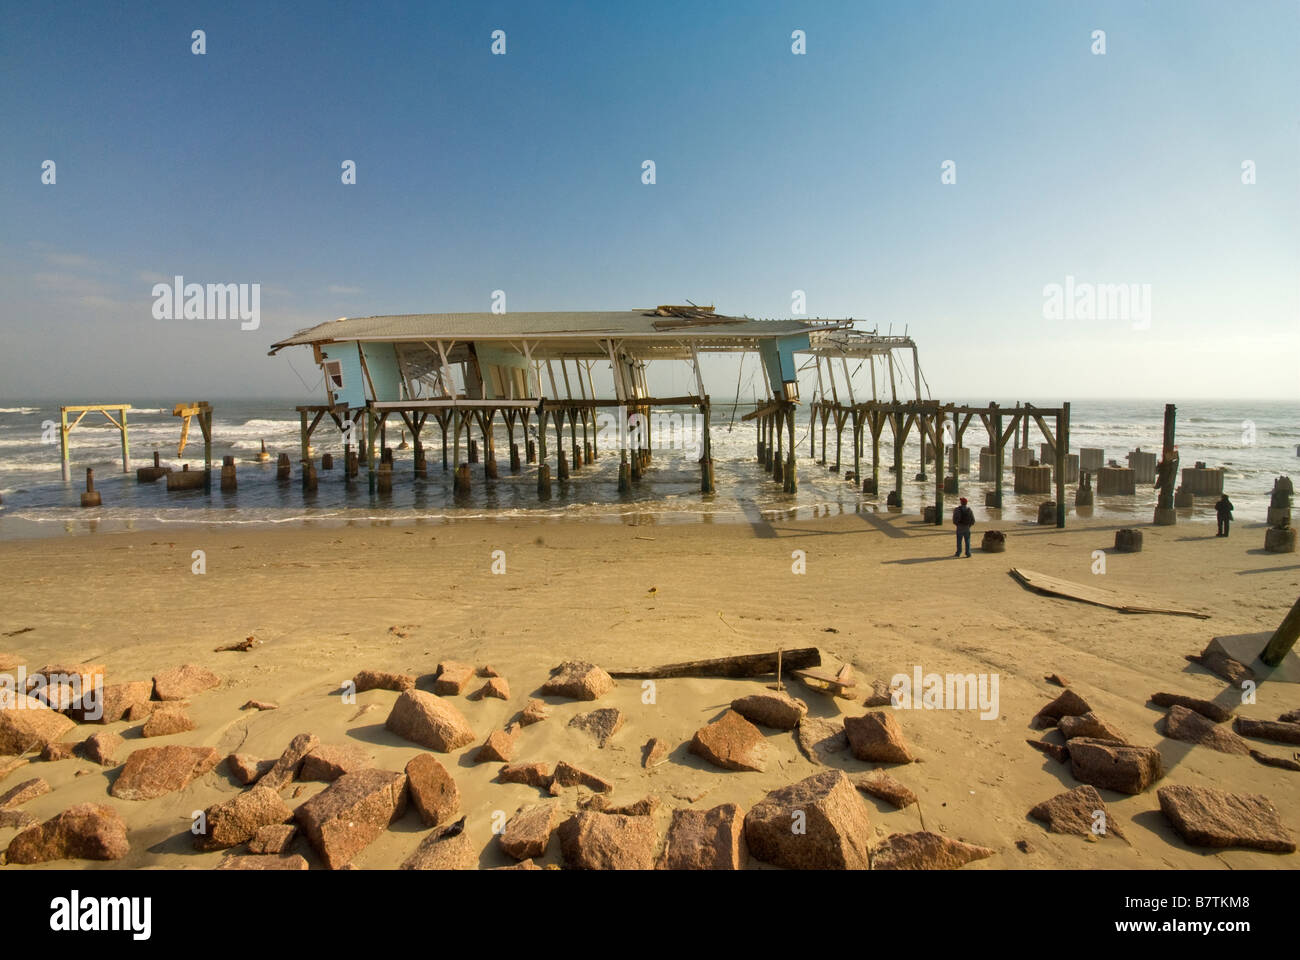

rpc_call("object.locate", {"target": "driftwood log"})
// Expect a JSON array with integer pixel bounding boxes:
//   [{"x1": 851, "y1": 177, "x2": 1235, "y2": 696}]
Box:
[{"x1": 609, "y1": 648, "x2": 820, "y2": 680}]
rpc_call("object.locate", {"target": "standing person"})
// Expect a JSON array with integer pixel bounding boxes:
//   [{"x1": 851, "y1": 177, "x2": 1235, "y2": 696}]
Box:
[
  {"x1": 953, "y1": 496, "x2": 975, "y2": 557},
  {"x1": 1215, "y1": 493, "x2": 1234, "y2": 537}
]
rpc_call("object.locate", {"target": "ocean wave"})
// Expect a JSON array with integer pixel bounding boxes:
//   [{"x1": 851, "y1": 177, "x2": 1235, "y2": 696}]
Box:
[{"x1": 0, "y1": 407, "x2": 41, "y2": 415}]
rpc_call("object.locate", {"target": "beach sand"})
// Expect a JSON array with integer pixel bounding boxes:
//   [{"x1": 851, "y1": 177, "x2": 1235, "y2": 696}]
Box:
[{"x1": 1, "y1": 509, "x2": 1297, "y2": 870}]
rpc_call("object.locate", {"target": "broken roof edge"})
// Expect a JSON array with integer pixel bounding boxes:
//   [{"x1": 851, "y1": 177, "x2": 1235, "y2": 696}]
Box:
[{"x1": 267, "y1": 311, "x2": 856, "y2": 355}]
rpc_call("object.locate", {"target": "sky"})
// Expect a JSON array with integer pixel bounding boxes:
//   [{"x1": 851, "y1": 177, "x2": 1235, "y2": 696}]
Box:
[{"x1": 1, "y1": 0, "x2": 1296, "y2": 402}]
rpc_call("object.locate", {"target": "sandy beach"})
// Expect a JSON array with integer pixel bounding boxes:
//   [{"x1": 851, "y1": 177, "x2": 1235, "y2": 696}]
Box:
[{"x1": 1, "y1": 508, "x2": 1296, "y2": 870}]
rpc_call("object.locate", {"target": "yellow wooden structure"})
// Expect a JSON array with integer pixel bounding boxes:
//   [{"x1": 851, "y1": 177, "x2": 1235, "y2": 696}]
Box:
[{"x1": 59, "y1": 404, "x2": 131, "y2": 482}]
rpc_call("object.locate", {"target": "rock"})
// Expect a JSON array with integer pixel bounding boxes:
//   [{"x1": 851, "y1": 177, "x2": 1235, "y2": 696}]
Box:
[
  {"x1": 500, "y1": 802, "x2": 558, "y2": 860},
  {"x1": 1161, "y1": 705, "x2": 1250, "y2": 755},
  {"x1": 658, "y1": 803, "x2": 746, "y2": 870},
  {"x1": 568, "y1": 707, "x2": 624, "y2": 747},
  {"x1": 864, "y1": 678, "x2": 895, "y2": 707},
  {"x1": 1026, "y1": 739, "x2": 1069, "y2": 763},
  {"x1": 352, "y1": 669, "x2": 415, "y2": 693},
  {"x1": 642, "y1": 737, "x2": 669, "y2": 768},
  {"x1": 1280, "y1": 709, "x2": 1300, "y2": 724},
  {"x1": 1234, "y1": 716, "x2": 1300, "y2": 745},
  {"x1": 241, "y1": 700, "x2": 278, "y2": 711},
  {"x1": 1249, "y1": 749, "x2": 1300, "y2": 772},
  {"x1": 558, "y1": 811, "x2": 658, "y2": 869},
  {"x1": 1016, "y1": 839, "x2": 1033, "y2": 853},
  {"x1": 0, "y1": 809, "x2": 37, "y2": 830},
  {"x1": 401, "y1": 819, "x2": 476, "y2": 869},
  {"x1": 41, "y1": 741, "x2": 77, "y2": 761},
  {"x1": 1044, "y1": 673, "x2": 1070, "y2": 687},
  {"x1": 299, "y1": 744, "x2": 373, "y2": 782},
  {"x1": 1057, "y1": 712, "x2": 1127, "y2": 744},
  {"x1": 294, "y1": 768, "x2": 408, "y2": 869},
  {"x1": 795, "y1": 716, "x2": 849, "y2": 765},
  {"x1": 552, "y1": 760, "x2": 612, "y2": 793},
  {"x1": 690, "y1": 710, "x2": 769, "y2": 772},
  {"x1": 582, "y1": 794, "x2": 659, "y2": 816},
  {"x1": 730, "y1": 691, "x2": 808, "y2": 730},
  {"x1": 247, "y1": 823, "x2": 297, "y2": 854},
  {"x1": 81, "y1": 731, "x2": 124, "y2": 766},
  {"x1": 477, "y1": 665, "x2": 500, "y2": 678},
  {"x1": 5, "y1": 803, "x2": 129, "y2": 863},
  {"x1": 469, "y1": 677, "x2": 510, "y2": 701},
  {"x1": 744, "y1": 770, "x2": 872, "y2": 870},
  {"x1": 152, "y1": 663, "x2": 220, "y2": 701},
  {"x1": 871, "y1": 831, "x2": 996, "y2": 870},
  {"x1": 1185, "y1": 648, "x2": 1255, "y2": 686},
  {"x1": 31, "y1": 662, "x2": 105, "y2": 696},
  {"x1": 519, "y1": 699, "x2": 548, "y2": 725},
  {"x1": 215, "y1": 853, "x2": 309, "y2": 870},
  {"x1": 493, "y1": 858, "x2": 544, "y2": 870},
  {"x1": 474, "y1": 730, "x2": 516, "y2": 763},
  {"x1": 259, "y1": 733, "x2": 321, "y2": 791},
  {"x1": 0, "y1": 777, "x2": 49, "y2": 808},
  {"x1": 141, "y1": 704, "x2": 196, "y2": 738},
  {"x1": 1157, "y1": 784, "x2": 1295, "y2": 853},
  {"x1": 498, "y1": 762, "x2": 553, "y2": 789},
  {"x1": 1150, "y1": 692, "x2": 1232, "y2": 723},
  {"x1": 0, "y1": 694, "x2": 77, "y2": 755},
  {"x1": 433, "y1": 661, "x2": 476, "y2": 696},
  {"x1": 385, "y1": 690, "x2": 475, "y2": 752},
  {"x1": 110, "y1": 745, "x2": 220, "y2": 800},
  {"x1": 1028, "y1": 785, "x2": 1123, "y2": 838},
  {"x1": 227, "y1": 754, "x2": 274, "y2": 786},
  {"x1": 541, "y1": 661, "x2": 614, "y2": 701},
  {"x1": 194, "y1": 785, "x2": 293, "y2": 851},
  {"x1": 1030, "y1": 689, "x2": 1093, "y2": 729},
  {"x1": 124, "y1": 702, "x2": 155, "y2": 722},
  {"x1": 405, "y1": 754, "x2": 460, "y2": 827},
  {"x1": 851, "y1": 771, "x2": 918, "y2": 808},
  {"x1": 844, "y1": 711, "x2": 915, "y2": 763},
  {"x1": 1066, "y1": 738, "x2": 1163, "y2": 795}
]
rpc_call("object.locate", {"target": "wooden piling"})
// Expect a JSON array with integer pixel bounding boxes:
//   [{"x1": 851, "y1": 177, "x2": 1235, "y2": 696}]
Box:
[{"x1": 220, "y1": 455, "x2": 237, "y2": 491}]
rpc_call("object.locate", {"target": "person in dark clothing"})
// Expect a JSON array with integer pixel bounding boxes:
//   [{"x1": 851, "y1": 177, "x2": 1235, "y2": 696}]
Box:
[
  {"x1": 953, "y1": 496, "x2": 975, "y2": 557},
  {"x1": 1215, "y1": 494, "x2": 1234, "y2": 537}
]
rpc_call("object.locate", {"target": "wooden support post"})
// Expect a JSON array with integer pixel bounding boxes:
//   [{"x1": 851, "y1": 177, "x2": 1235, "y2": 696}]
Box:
[
  {"x1": 783, "y1": 405, "x2": 797, "y2": 494},
  {"x1": 367, "y1": 407, "x2": 377, "y2": 495},
  {"x1": 833, "y1": 410, "x2": 844, "y2": 472},
  {"x1": 60, "y1": 407, "x2": 70, "y2": 482},
  {"x1": 851, "y1": 408, "x2": 861, "y2": 485},
  {"x1": 700, "y1": 401, "x2": 715, "y2": 494},
  {"x1": 300, "y1": 410, "x2": 310, "y2": 467},
  {"x1": 992, "y1": 406, "x2": 1004, "y2": 508},
  {"x1": 1055, "y1": 402, "x2": 1069, "y2": 528},
  {"x1": 934, "y1": 436, "x2": 944, "y2": 524},
  {"x1": 870, "y1": 413, "x2": 882, "y2": 495},
  {"x1": 120, "y1": 409, "x2": 130, "y2": 473},
  {"x1": 769, "y1": 408, "x2": 780, "y2": 481},
  {"x1": 891, "y1": 414, "x2": 904, "y2": 507},
  {"x1": 1261, "y1": 595, "x2": 1300, "y2": 666}
]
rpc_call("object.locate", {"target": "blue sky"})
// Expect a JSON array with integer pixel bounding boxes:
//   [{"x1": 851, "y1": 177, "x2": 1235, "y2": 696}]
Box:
[{"x1": 1, "y1": 0, "x2": 1296, "y2": 401}]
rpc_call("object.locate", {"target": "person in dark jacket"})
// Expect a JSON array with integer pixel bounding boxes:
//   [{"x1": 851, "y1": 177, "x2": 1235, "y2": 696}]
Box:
[
  {"x1": 1215, "y1": 494, "x2": 1234, "y2": 537},
  {"x1": 953, "y1": 496, "x2": 975, "y2": 557}
]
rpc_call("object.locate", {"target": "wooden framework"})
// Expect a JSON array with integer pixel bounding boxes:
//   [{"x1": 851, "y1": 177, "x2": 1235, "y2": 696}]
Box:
[
  {"x1": 59, "y1": 404, "x2": 131, "y2": 482},
  {"x1": 172, "y1": 402, "x2": 214, "y2": 490},
  {"x1": 803, "y1": 398, "x2": 1073, "y2": 527}
]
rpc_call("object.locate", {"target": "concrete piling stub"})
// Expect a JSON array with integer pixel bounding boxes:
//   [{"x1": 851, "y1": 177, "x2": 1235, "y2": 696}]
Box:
[{"x1": 80, "y1": 468, "x2": 101, "y2": 507}]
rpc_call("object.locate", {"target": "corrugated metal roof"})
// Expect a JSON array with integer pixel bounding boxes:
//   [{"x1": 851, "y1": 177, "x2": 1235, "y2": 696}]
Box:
[{"x1": 269, "y1": 311, "x2": 844, "y2": 352}]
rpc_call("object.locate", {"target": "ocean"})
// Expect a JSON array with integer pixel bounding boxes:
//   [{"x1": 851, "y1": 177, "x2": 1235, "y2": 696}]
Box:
[{"x1": 0, "y1": 398, "x2": 1294, "y2": 540}]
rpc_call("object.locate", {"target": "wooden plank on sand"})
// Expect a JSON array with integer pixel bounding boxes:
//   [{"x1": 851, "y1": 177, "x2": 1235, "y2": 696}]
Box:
[
  {"x1": 1009, "y1": 568, "x2": 1209, "y2": 619},
  {"x1": 609, "y1": 648, "x2": 820, "y2": 679}
]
